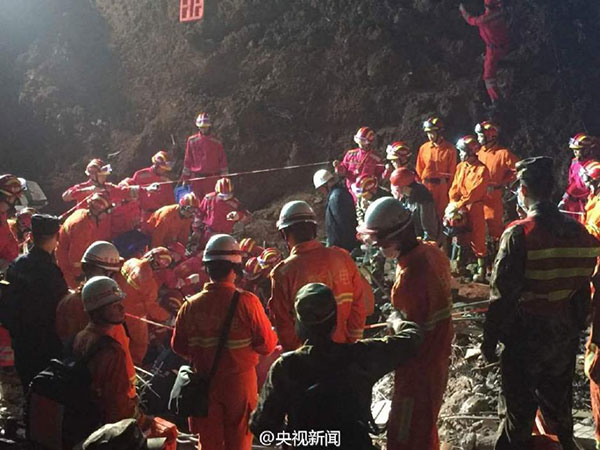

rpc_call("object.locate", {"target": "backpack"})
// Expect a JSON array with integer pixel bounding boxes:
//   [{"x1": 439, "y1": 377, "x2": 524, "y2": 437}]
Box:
[{"x1": 26, "y1": 335, "x2": 116, "y2": 450}]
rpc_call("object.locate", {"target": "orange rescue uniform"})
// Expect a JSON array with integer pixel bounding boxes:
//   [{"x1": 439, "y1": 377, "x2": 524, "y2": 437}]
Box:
[
  {"x1": 172, "y1": 282, "x2": 277, "y2": 450},
  {"x1": 478, "y1": 144, "x2": 518, "y2": 239},
  {"x1": 144, "y1": 205, "x2": 192, "y2": 249},
  {"x1": 388, "y1": 241, "x2": 453, "y2": 450},
  {"x1": 73, "y1": 322, "x2": 138, "y2": 423},
  {"x1": 416, "y1": 139, "x2": 458, "y2": 218},
  {"x1": 55, "y1": 209, "x2": 111, "y2": 288},
  {"x1": 268, "y1": 240, "x2": 368, "y2": 350},
  {"x1": 118, "y1": 258, "x2": 170, "y2": 364},
  {"x1": 449, "y1": 159, "x2": 490, "y2": 257}
]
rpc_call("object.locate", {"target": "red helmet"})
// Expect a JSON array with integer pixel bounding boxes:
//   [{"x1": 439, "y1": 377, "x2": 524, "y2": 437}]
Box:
[
  {"x1": 239, "y1": 237, "x2": 263, "y2": 257},
  {"x1": 0, "y1": 174, "x2": 23, "y2": 199},
  {"x1": 475, "y1": 121, "x2": 499, "y2": 141},
  {"x1": 179, "y1": 192, "x2": 200, "y2": 209},
  {"x1": 85, "y1": 159, "x2": 111, "y2": 177},
  {"x1": 151, "y1": 151, "x2": 173, "y2": 171},
  {"x1": 569, "y1": 133, "x2": 595, "y2": 150},
  {"x1": 456, "y1": 135, "x2": 480, "y2": 155},
  {"x1": 390, "y1": 168, "x2": 417, "y2": 188},
  {"x1": 16, "y1": 207, "x2": 36, "y2": 230},
  {"x1": 195, "y1": 112, "x2": 212, "y2": 128},
  {"x1": 354, "y1": 127, "x2": 375, "y2": 145},
  {"x1": 215, "y1": 177, "x2": 233, "y2": 195},
  {"x1": 584, "y1": 161, "x2": 600, "y2": 182},
  {"x1": 386, "y1": 142, "x2": 412, "y2": 160},
  {"x1": 244, "y1": 257, "x2": 263, "y2": 281},
  {"x1": 258, "y1": 247, "x2": 283, "y2": 270},
  {"x1": 87, "y1": 193, "x2": 113, "y2": 216},
  {"x1": 144, "y1": 247, "x2": 173, "y2": 269},
  {"x1": 423, "y1": 116, "x2": 444, "y2": 132},
  {"x1": 352, "y1": 175, "x2": 378, "y2": 198}
]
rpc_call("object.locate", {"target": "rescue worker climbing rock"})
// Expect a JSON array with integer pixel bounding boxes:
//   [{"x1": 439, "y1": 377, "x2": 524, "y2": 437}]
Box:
[
  {"x1": 181, "y1": 112, "x2": 228, "y2": 198},
  {"x1": 482, "y1": 156, "x2": 600, "y2": 450},
  {"x1": 460, "y1": 0, "x2": 510, "y2": 104},
  {"x1": 144, "y1": 192, "x2": 198, "y2": 249},
  {"x1": 416, "y1": 117, "x2": 458, "y2": 218},
  {"x1": 269, "y1": 201, "x2": 369, "y2": 350},
  {"x1": 250, "y1": 283, "x2": 423, "y2": 450},
  {"x1": 447, "y1": 135, "x2": 490, "y2": 282},
  {"x1": 172, "y1": 234, "x2": 277, "y2": 450},
  {"x1": 56, "y1": 193, "x2": 113, "y2": 288},
  {"x1": 333, "y1": 127, "x2": 385, "y2": 203},
  {"x1": 358, "y1": 197, "x2": 454, "y2": 450},
  {"x1": 313, "y1": 169, "x2": 359, "y2": 252},
  {"x1": 475, "y1": 121, "x2": 518, "y2": 255},
  {"x1": 560, "y1": 133, "x2": 599, "y2": 221}
]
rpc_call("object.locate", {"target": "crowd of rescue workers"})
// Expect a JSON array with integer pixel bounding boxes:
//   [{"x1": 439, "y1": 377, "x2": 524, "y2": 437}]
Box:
[{"x1": 1, "y1": 107, "x2": 600, "y2": 450}]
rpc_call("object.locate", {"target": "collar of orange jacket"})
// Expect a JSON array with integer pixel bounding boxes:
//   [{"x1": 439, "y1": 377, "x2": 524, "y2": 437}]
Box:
[{"x1": 290, "y1": 239, "x2": 323, "y2": 257}]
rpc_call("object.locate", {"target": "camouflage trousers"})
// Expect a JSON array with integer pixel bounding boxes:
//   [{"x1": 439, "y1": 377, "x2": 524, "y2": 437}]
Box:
[{"x1": 495, "y1": 314, "x2": 579, "y2": 450}]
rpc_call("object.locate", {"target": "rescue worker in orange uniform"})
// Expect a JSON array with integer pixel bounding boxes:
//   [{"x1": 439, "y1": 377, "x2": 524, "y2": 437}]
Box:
[
  {"x1": 460, "y1": 0, "x2": 510, "y2": 104},
  {"x1": 482, "y1": 157, "x2": 600, "y2": 450},
  {"x1": 416, "y1": 117, "x2": 458, "y2": 218},
  {"x1": 269, "y1": 201, "x2": 369, "y2": 350},
  {"x1": 583, "y1": 162, "x2": 600, "y2": 240},
  {"x1": 121, "y1": 150, "x2": 175, "y2": 222},
  {"x1": 181, "y1": 113, "x2": 229, "y2": 199},
  {"x1": 333, "y1": 127, "x2": 385, "y2": 203},
  {"x1": 56, "y1": 193, "x2": 113, "y2": 288},
  {"x1": 242, "y1": 247, "x2": 283, "y2": 305},
  {"x1": 8, "y1": 207, "x2": 35, "y2": 254},
  {"x1": 0, "y1": 175, "x2": 21, "y2": 272},
  {"x1": 475, "y1": 121, "x2": 518, "y2": 251},
  {"x1": 447, "y1": 135, "x2": 490, "y2": 281},
  {"x1": 358, "y1": 197, "x2": 454, "y2": 450},
  {"x1": 239, "y1": 237, "x2": 264, "y2": 262},
  {"x1": 559, "y1": 133, "x2": 599, "y2": 222},
  {"x1": 172, "y1": 234, "x2": 277, "y2": 450},
  {"x1": 196, "y1": 177, "x2": 251, "y2": 244},
  {"x1": 73, "y1": 276, "x2": 140, "y2": 425},
  {"x1": 144, "y1": 192, "x2": 198, "y2": 249},
  {"x1": 383, "y1": 141, "x2": 417, "y2": 180},
  {"x1": 118, "y1": 247, "x2": 173, "y2": 364}
]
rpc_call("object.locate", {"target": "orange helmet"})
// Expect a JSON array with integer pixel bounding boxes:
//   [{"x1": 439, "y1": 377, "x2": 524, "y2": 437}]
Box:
[
  {"x1": 85, "y1": 159, "x2": 112, "y2": 177},
  {"x1": 352, "y1": 175, "x2": 378, "y2": 198},
  {"x1": 584, "y1": 161, "x2": 600, "y2": 182},
  {"x1": 423, "y1": 116, "x2": 444, "y2": 132},
  {"x1": 456, "y1": 135, "x2": 480, "y2": 156},
  {"x1": 0, "y1": 174, "x2": 23, "y2": 199},
  {"x1": 475, "y1": 121, "x2": 499, "y2": 141},
  {"x1": 160, "y1": 289, "x2": 184, "y2": 314},
  {"x1": 240, "y1": 237, "x2": 262, "y2": 257},
  {"x1": 215, "y1": 177, "x2": 233, "y2": 195},
  {"x1": 195, "y1": 112, "x2": 212, "y2": 128},
  {"x1": 87, "y1": 193, "x2": 113, "y2": 216},
  {"x1": 386, "y1": 141, "x2": 411, "y2": 161},
  {"x1": 179, "y1": 192, "x2": 200, "y2": 209},
  {"x1": 16, "y1": 207, "x2": 36, "y2": 230},
  {"x1": 390, "y1": 168, "x2": 417, "y2": 188},
  {"x1": 354, "y1": 127, "x2": 375, "y2": 145},
  {"x1": 258, "y1": 247, "x2": 283, "y2": 269},
  {"x1": 144, "y1": 247, "x2": 173, "y2": 270},
  {"x1": 569, "y1": 133, "x2": 595, "y2": 150},
  {"x1": 244, "y1": 257, "x2": 263, "y2": 281},
  {"x1": 151, "y1": 150, "x2": 173, "y2": 171}
]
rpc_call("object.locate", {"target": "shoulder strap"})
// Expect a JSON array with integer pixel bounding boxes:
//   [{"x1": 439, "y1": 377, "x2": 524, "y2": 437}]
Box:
[{"x1": 207, "y1": 290, "x2": 241, "y2": 383}]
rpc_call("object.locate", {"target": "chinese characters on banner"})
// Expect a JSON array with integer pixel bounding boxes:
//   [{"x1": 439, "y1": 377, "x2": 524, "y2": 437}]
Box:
[{"x1": 180, "y1": 0, "x2": 204, "y2": 22}]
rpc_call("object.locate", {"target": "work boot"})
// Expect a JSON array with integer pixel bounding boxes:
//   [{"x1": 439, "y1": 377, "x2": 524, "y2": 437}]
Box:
[{"x1": 472, "y1": 258, "x2": 487, "y2": 283}]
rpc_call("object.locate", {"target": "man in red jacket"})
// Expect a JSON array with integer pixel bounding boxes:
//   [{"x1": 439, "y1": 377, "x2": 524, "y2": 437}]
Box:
[
  {"x1": 181, "y1": 113, "x2": 228, "y2": 199},
  {"x1": 460, "y1": 0, "x2": 510, "y2": 104}
]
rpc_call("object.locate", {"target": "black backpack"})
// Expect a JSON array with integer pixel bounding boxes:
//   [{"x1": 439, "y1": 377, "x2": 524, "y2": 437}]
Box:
[{"x1": 26, "y1": 335, "x2": 116, "y2": 450}]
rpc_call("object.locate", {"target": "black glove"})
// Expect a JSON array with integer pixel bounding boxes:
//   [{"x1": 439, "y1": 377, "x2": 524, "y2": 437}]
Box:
[{"x1": 481, "y1": 332, "x2": 499, "y2": 363}]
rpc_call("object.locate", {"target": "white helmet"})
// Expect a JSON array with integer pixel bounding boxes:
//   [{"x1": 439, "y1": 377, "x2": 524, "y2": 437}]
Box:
[
  {"x1": 313, "y1": 169, "x2": 334, "y2": 189},
  {"x1": 203, "y1": 234, "x2": 243, "y2": 264},
  {"x1": 276, "y1": 201, "x2": 317, "y2": 230},
  {"x1": 81, "y1": 241, "x2": 122, "y2": 271},
  {"x1": 81, "y1": 276, "x2": 125, "y2": 312},
  {"x1": 356, "y1": 197, "x2": 413, "y2": 245}
]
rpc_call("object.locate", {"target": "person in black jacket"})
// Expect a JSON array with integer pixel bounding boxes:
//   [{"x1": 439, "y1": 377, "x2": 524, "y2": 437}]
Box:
[
  {"x1": 2, "y1": 214, "x2": 68, "y2": 388},
  {"x1": 313, "y1": 169, "x2": 359, "y2": 252},
  {"x1": 250, "y1": 283, "x2": 422, "y2": 449}
]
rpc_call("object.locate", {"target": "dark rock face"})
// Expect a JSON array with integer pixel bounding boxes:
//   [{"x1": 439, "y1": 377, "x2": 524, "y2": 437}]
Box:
[{"x1": 1, "y1": 0, "x2": 600, "y2": 212}]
